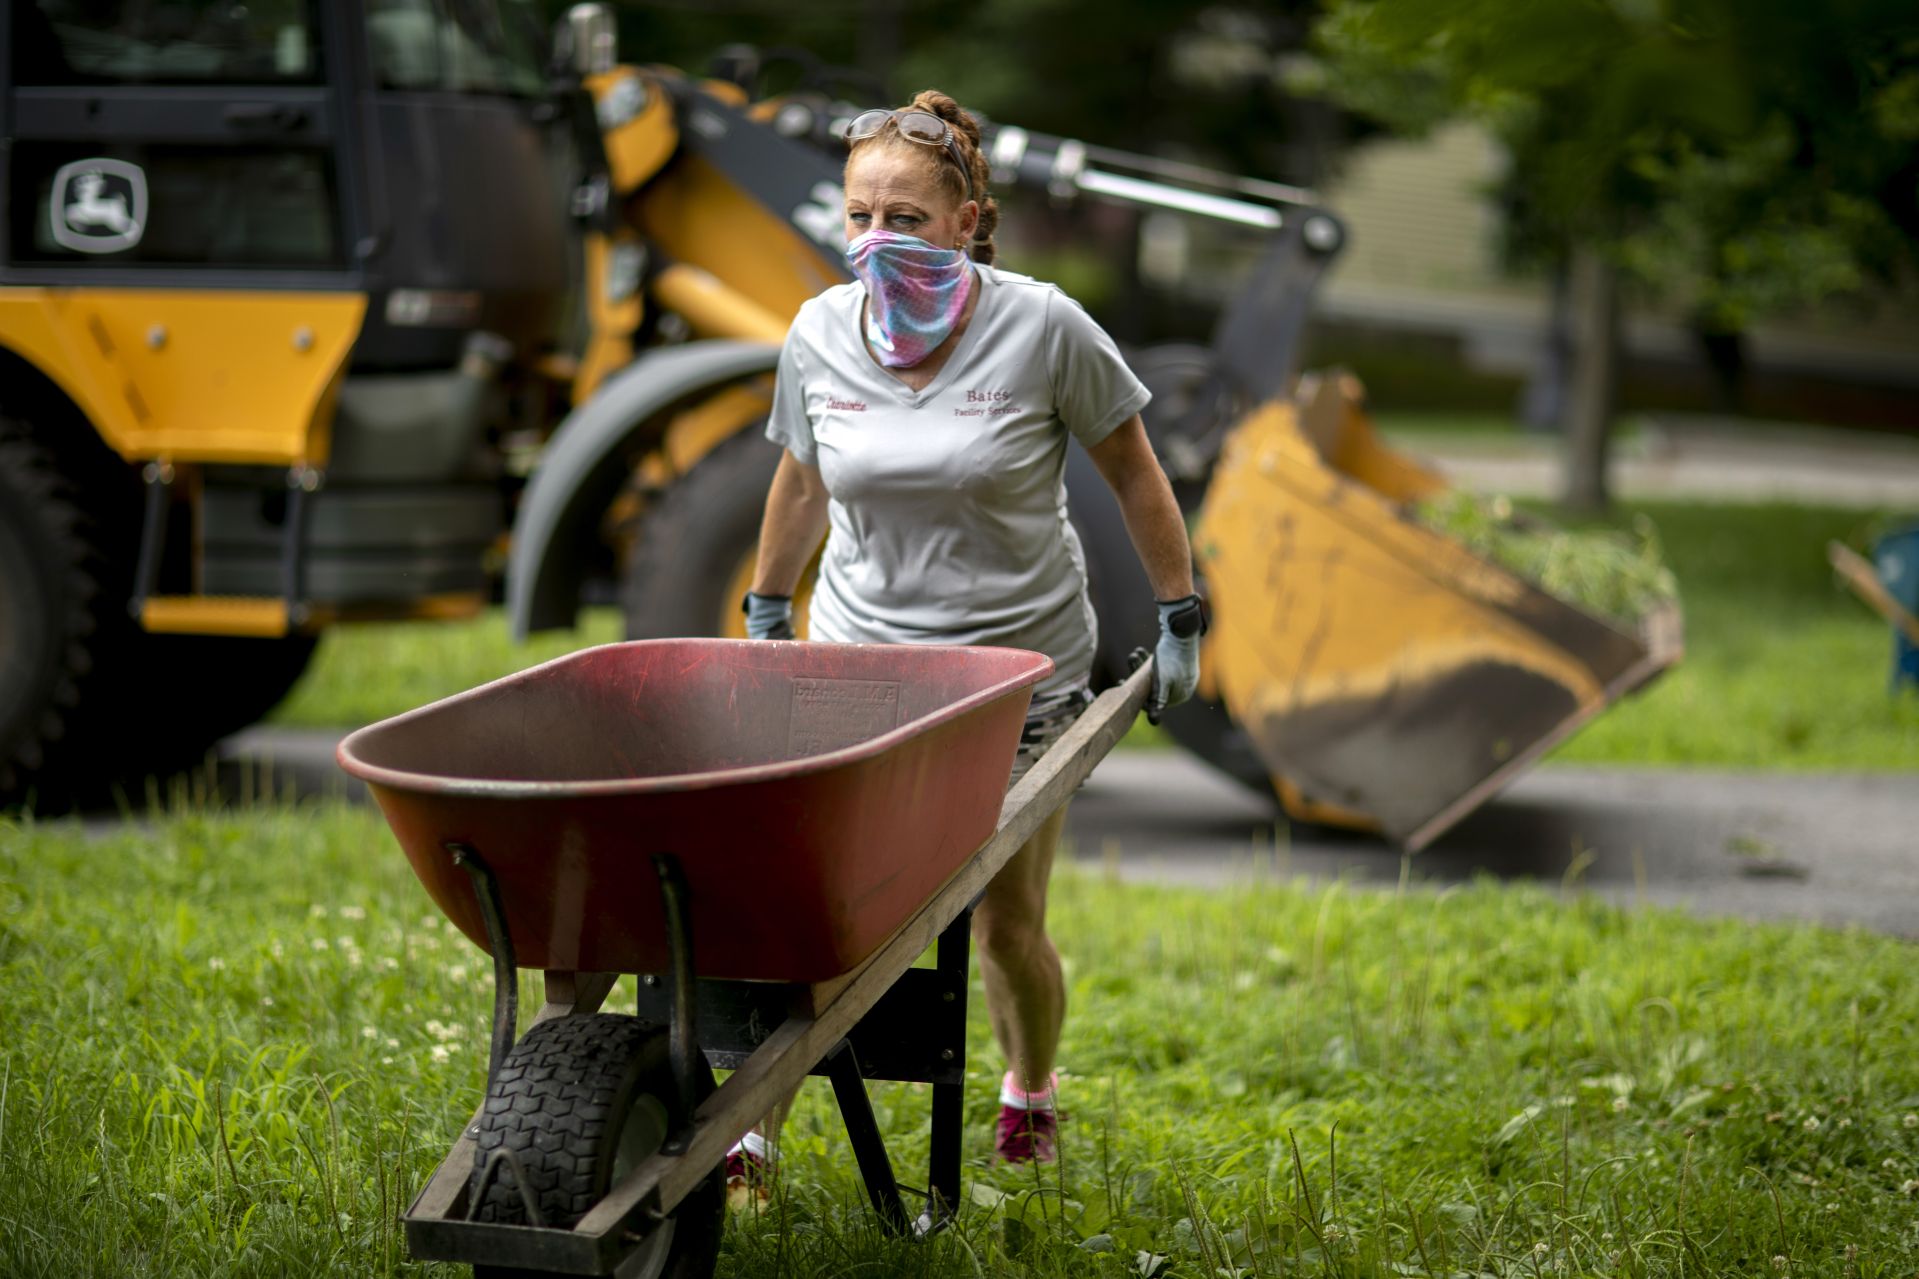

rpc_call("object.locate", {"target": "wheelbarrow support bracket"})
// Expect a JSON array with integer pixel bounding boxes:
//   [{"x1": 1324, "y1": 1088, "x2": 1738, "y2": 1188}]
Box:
[
  {"x1": 822, "y1": 1039, "x2": 909, "y2": 1234},
  {"x1": 448, "y1": 841, "x2": 518, "y2": 1095},
  {"x1": 652, "y1": 852, "x2": 702, "y2": 1153}
]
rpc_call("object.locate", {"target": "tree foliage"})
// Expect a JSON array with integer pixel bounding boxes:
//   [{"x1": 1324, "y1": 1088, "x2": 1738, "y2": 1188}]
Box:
[
  {"x1": 1312, "y1": 0, "x2": 1919, "y2": 329},
  {"x1": 589, "y1": 1, "x2": 1340, "y2": 183}
]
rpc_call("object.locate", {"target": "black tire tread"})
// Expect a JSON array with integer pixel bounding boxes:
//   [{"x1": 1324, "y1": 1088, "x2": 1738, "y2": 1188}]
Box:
[
  {"x1": 466, "y1": 1014, "x2": 727, "y2": 1277},
  {"x1": 0, "y1": 416, "x2": 108, "y2": 802},
  {"x1": 472, "y1": 1014, "x2": 663, "y2": 1227},
  {"x1": 0, "y1": 415, "x2": 321, "y2": 810}
]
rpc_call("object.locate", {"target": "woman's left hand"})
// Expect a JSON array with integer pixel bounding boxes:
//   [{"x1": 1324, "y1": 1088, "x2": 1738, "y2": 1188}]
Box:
[{"x1": 1149, "y1": 595, "x2": 1206, "y2": 723}]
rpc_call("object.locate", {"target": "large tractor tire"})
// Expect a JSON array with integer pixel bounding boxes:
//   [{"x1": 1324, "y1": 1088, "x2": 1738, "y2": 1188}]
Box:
[
  {"x1": 143, "y1": 631, "x2": 320, "y2": 748},
  {"x1": 621, "y1": 425, "x2": 788, "y2": 641},
  {"x1": 0, "y1": 418, "x2": 113, "y2": 809},
  {"x1": 469, "y1": 1013, "x2": 724, "y2": 1279},
  {"x1": 0, "y1": 416, "x2": 319, "y2": 811}
]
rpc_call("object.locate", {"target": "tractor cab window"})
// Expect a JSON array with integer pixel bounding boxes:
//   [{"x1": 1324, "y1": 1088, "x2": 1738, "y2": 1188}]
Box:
[
  {"x1": 366, "y1": 0, "x2": 545, "y2": 96},
  {"x1": 5, "y1": 0, "x2": 343, "y2": 270},
  {"x1": 11, "y1": 0, "x2": 321, "y2": 85}
]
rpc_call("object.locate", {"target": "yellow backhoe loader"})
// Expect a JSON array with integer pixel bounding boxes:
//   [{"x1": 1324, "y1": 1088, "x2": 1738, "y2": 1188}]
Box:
[{"x1": 0, "y1": 3, "x2": 1677, "y2": 844}]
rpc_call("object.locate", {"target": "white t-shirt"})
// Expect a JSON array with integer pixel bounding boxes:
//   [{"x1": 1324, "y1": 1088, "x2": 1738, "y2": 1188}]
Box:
[{"x1": 766, "y1": 264, "x2": 1151, "y2": 707}]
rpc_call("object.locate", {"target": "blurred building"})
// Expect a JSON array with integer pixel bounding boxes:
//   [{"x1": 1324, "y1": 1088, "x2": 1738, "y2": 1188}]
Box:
[{"x1": 1311, "y1": 124, "x2": 1919, "y2": 428}]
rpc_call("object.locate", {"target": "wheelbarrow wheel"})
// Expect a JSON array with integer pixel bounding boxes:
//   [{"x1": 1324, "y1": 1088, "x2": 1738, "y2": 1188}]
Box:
[{"x1": 470, "y1": 1013, "x2": 722, "y2": 1279}]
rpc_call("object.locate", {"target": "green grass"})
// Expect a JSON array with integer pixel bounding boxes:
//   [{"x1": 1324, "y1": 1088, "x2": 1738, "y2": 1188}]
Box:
[
  {"x1": 5, "y1": 801, "x2": 1919, "y2": 1276},
  {"x1": 270, "y1": 501, "x2": 1919, "y2": 770},
  {"x1": 1543, "y1": 503, "x2": 1919, "y2": 769},
  {"x1": 272, "y1": 610, "x2": 623, "y2": 731}
]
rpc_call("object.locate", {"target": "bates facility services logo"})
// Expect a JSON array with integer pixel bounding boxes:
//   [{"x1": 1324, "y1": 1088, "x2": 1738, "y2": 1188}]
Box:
[{"x1": 50, "y1": 159, "x2": 147, "y2": 254}]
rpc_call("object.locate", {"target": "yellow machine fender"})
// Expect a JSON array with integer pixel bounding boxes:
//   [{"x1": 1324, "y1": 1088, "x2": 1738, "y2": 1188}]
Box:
[
  {"x1": 507, "y1": 339, "x2": 779, "y2": 640},
  {"x1": 0, "y1": 288, "x2": 361, "y2": 465}
]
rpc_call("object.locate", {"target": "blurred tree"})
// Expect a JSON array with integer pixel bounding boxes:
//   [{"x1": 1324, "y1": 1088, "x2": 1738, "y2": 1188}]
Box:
[
  {"x1": 572, "y1": 1, "x2": 1346, "y2": 181},
  {"x1": 1312, "y1": 0, "x2": 1919, "y2": 510}
]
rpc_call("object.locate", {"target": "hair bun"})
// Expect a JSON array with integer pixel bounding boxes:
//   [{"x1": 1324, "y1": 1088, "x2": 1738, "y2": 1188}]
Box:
[{"x1": 907, "y1": 88, "x2": 981, "y2": 149}]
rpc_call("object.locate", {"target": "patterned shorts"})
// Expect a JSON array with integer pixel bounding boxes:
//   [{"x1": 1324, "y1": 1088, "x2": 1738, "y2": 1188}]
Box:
[{"x1": 1007, "y1": 685, "x2": 1095, "y2": 789}]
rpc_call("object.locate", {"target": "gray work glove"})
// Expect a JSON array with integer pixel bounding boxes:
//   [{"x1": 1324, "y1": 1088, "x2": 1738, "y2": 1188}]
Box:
[
  {"x1": 1148, "y1": 594, "x2": 1206, "y2": 724},
  {"x1": 742, "y1": 591, "x2": 795, "y2": 640}
]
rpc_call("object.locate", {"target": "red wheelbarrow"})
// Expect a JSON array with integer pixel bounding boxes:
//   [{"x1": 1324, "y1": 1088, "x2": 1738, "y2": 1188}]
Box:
[{"x1": 337, "y1": 638, "x2": 1152, "y2": 1277}]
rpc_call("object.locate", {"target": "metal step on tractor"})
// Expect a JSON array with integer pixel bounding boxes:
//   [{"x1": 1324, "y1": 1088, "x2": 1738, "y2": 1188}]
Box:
[{"x1": 0, "y1": 1, "x2": 1677, "y2": 842}]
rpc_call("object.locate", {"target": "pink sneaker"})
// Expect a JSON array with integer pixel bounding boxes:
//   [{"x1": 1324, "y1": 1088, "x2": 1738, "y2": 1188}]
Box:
[
  {"x1": 994, "y1": 1104, "x2": 1058, "y2": 1164},
  {"x1": 725, "y1": 1137, "x2": 773, "y2": 1208}
]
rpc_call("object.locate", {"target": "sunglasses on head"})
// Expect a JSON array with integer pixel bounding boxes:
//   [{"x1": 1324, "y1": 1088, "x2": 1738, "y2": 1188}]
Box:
[{"x1": 843, "y1": 108, "x2": 977, "y2": 207}]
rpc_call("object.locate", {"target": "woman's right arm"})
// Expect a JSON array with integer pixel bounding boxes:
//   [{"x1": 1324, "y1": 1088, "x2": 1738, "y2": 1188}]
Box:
[{"x1": 750, "y1": 450, "x2": 830, "y2": 595}]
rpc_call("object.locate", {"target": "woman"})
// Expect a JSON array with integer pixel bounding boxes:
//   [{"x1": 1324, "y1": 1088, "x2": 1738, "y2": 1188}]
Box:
[{"x1": 741, "y1": 89, "x2": 1202, "y2": 1169}]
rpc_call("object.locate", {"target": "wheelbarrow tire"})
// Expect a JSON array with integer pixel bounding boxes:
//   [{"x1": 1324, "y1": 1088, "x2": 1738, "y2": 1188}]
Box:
[
  {"x1": 621, "y1": 423, "x2": 781, "y2": 641},
  {"x1": 470, "y1": 1013, "x2": 722, "y2": 1277}
]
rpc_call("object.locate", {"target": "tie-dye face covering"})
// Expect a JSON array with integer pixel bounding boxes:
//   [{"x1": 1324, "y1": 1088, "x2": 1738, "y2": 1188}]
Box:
[{"x1": 846, "y1": 229, "x2": 975, "y2": 368}]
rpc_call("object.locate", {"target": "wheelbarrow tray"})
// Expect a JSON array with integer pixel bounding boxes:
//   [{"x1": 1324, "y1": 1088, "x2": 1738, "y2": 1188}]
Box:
[{"x1": 337, "y1": 638, "x2": 1052, "y2": 981}]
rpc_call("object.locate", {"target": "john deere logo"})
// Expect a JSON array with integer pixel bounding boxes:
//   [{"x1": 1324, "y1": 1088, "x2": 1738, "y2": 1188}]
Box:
[{"x1": 50, "y1": 159, "x2": 147, "y2": 254}]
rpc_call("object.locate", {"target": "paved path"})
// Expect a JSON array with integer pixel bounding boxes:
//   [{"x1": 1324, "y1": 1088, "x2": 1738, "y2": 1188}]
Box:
[
  {"x1": 1395, "y1": 416, "x2": 1919, "y2": 508},
  {"x1": 1067, "y1": 752, "x2": 1919, "y2": 939},
  {"x1": 209, "y1": 728, "x2": 1919, "y2": 939}
]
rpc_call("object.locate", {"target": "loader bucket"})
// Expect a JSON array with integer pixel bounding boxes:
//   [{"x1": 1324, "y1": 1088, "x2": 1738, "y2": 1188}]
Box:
[{"x1": 1192, "y1": 374, "x2": 1683, "y2": 850}]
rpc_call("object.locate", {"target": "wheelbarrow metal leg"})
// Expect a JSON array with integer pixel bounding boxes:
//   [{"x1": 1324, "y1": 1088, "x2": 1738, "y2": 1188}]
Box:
[
  {"x1": 823, "y1": 1039, "x2": 909, "y2": 1235},
  {"x1": 652, "y1": 852, "x2": 702, "y2": 1153},
  {"x1": 928, "y1": 906, "x2": 972, "y2": 1225},
  {"x1": 446, "y1": 842, "x2": 517, "y2": 1095}
]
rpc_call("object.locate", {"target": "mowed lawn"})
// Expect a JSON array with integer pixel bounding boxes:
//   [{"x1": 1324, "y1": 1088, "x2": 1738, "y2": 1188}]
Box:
[
  {"x1": 271, "y1": 500, "x2": 1919, "y2": 771},
  {"x1": 3, "y1": 804, "x2": 1918, "y2": 1277}
]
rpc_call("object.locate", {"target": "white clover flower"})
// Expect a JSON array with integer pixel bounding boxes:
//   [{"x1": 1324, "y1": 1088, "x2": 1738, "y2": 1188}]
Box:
[
  {"x1": 1904, "y1": 1114, "x2": 1919, "y2": 1129},
  {"x1": 340, "y1": 905, "x2": 366, "y2": 921},
  {"x1": 385, "y1": 1037, "x2": 399, "y2": 1050},
  {"x1": 430, "y1": 1043, "x2": 453, "y2": 1063},
  {"x1": 207, "y1": 956, "x2": 226, "y2": 971},
  {"x1": 380, "y1": 957, "x2": 400, "y2": 971},
  {"x1": 310, "y1": 904, "x2": 328, "y2": 918},
  {"x1": 1770, "y1": 1257, "x2": 1787, "y2": 1272},
  {"x1": 1838, "y1": 1117, "x2": 1852, "y2": 1128},
  {"x1": 260, "y1": 995, "x2": 274, "y2": 1007},
  {"x1": 311, "y1": 937, "x2": 329, "y2": 951},
  {"x1": 336, "y1": 935, "x2": 356, "y2": 950},
  {"x1": 1612, "y1": 1096, "x2": 1630, "y2": 1112},
  {"x1": 1883, "y1": 1158, "x2": 1900, "y2": 1171},
  {"x1": 1803, "y1": 1116, "x2": 1821, "y2": 1131},
  {"x1": 362, "y1": 1027, "x2": 378, "y2": 1039},
  {"x1": 1902, "y1": 1179, "x2": 1919, "y2": 1196},
  {"x1": 1533, "y1": 1242, "x2": 1550, "y2": 1256},
  {"x1": 448, "y1": 965, "x2": 470, "y2": 983},
  {"x1": 381, "y1": 1056, "x2": 395, "y2": 1065}
]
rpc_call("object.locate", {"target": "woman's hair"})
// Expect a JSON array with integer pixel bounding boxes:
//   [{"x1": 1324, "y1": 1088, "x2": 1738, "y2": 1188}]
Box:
[{"x1": 846, "y1": 88, "x2": 1000, "y2": 265}]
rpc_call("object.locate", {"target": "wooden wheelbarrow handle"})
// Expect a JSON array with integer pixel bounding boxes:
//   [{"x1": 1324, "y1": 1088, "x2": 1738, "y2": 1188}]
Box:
[{"x1": 1828, "y1": 541, "x2": 1919, "y2": 647}]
